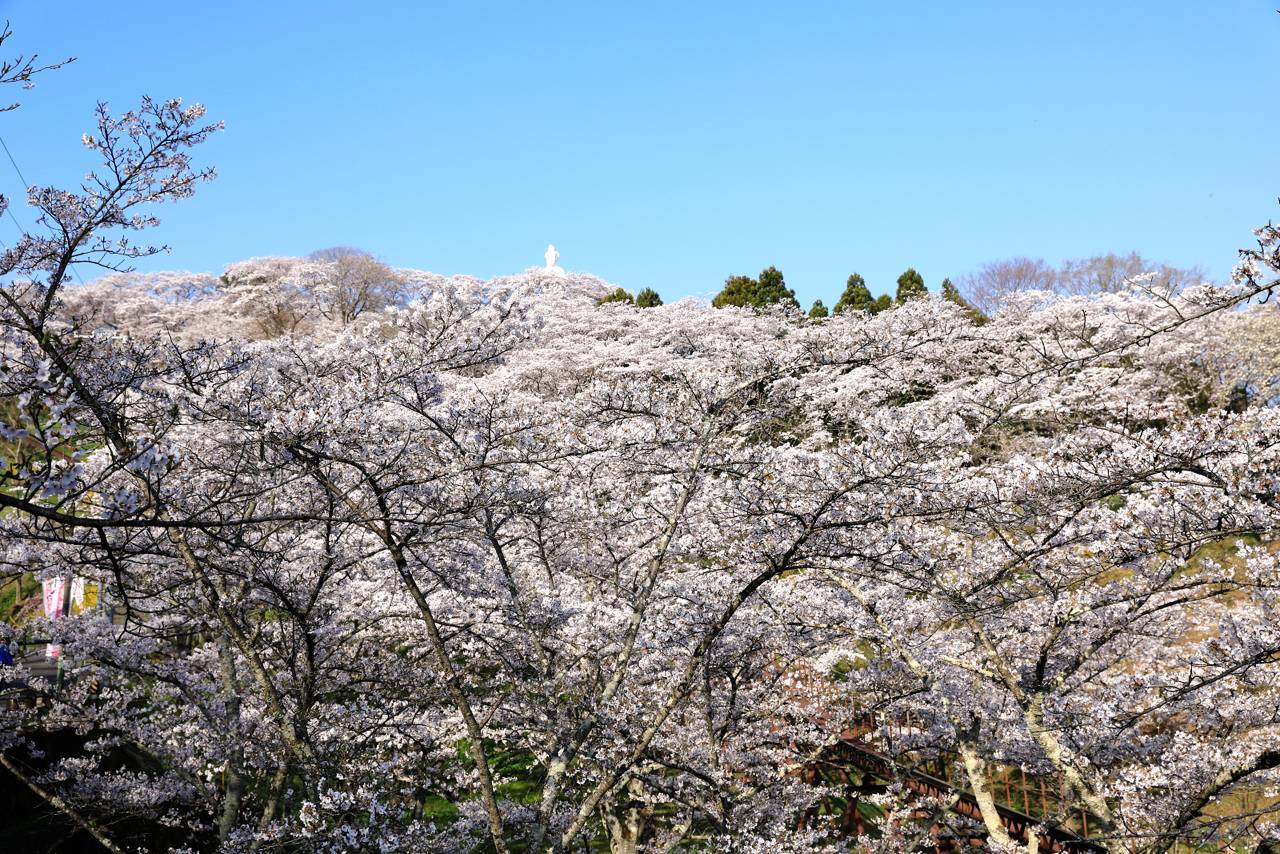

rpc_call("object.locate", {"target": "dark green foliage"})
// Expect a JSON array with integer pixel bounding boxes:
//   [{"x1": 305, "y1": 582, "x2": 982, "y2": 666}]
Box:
[
  {"x1": 940, "y1": 277, "x2": 988, "y2": 325},
  {"x1": 712, "y1": 266, "x2": 800, "y2": 310},
  {"x1": 598, "y1": 287, "x2": 634, "y2": 306},
  {"x1": 874, "y1": 294, "x2": 893, "y2": 312},
  {"x1": 635, "y1": 287, "x2": 663, "y2": 308},
  {"x1": 755, "y1": 266, "x2": 796, "y2": 308},
  {"x1": 808, "y1": 299, "x2": 829, "y2": 318},
  {"x1": 712, "y1": 275, "x2": 757, "y2": 308},
  {"x1": 895, "y1": 268, "x2": 927, "y2": 303},
  {"x1": 834, "y1": 273, "x2": 879, "y2": 314}
]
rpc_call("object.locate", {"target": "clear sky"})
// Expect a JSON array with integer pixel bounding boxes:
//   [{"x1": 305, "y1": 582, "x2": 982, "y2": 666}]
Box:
[{"x1": 1, "y1": 1, "x2": 1277, "y2": 307}]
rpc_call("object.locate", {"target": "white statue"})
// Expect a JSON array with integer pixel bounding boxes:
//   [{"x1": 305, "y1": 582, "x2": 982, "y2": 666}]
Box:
[{"x1": 544, "y1": 243, "x2": 560, "y2": 270}]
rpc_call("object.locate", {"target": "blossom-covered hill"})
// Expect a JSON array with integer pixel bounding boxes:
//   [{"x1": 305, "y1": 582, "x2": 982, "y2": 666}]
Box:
[
  {"x1": 7, "y1": 22, "x2": 1280, "y2": 852},
  {"x1": 6, "y1": 243, "x2": 1280, "y2": 850}
]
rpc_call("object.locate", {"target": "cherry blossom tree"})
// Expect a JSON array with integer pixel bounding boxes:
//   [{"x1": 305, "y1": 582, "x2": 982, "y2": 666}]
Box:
[
  {"x1": 306, "y1": 246, "x2": 411, "y2": 324},
  {"x1": 217, "y1": 256, "x2": 317, "y2": 338},
  {"x1": 4, "y1": 23, "x2": 1280, "y2": 854},
  {"x1": 55, "y1": 270, "x2": 223, "y2": 340},
  {"x1": 0, "y1": 19, "x2": 73, "y2": 113}
]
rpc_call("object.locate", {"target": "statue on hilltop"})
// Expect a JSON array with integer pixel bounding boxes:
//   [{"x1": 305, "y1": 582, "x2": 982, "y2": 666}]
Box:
[{"x1": 544, "y1": 244, "x2": 564, "y2": 275}]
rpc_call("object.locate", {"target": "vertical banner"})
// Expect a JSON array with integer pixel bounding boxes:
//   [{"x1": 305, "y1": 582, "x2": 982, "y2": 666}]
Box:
[
  {"x1": 42, "y1": 576, "x2": 67, "y2": 660},
  {"x1": 42, "y1": 577, "x2": 66, "y2": 620}
]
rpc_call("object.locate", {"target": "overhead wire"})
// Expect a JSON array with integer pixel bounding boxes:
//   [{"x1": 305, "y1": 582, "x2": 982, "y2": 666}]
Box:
[{"x1": 0, "y1": 131, "x2": 87, "y2": 286}]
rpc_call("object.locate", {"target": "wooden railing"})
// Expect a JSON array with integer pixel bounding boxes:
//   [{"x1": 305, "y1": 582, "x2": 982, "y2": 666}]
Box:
[{"x1": 800, "y1": 711, "x2": 1106, "y2": 852}]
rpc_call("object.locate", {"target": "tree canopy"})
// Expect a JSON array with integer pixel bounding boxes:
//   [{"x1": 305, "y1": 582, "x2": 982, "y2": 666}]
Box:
[
  {"x1": 895, "y1": 267, "x2": 927, "y2": 302},
  {"x1": 635, "y1": 286, "x2": 663, "y2": 308},
  {"x1": 598, "y1": 286, "x2": 634, "y2": 305},
  {"x1": 712, "y1": 265, "x2": 800, "y2": 310},
  {"x1": 957, "y1": 253, "x2": 1207, "y2": 314},
  {"x1": 941, "y1": 276, "x2": 987, "y2": 324},
  {"x1": 5, "y1": 21, "x2": 1280, "y2": 854}
]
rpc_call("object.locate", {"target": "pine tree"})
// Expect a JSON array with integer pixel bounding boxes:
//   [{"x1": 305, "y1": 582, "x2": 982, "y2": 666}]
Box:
[
  {"x1": 755, "y1": 266, "x2": 800, "y2": 309},
  {"x1": 940, "y1": 277, "x2": 987, "y2": 325},
  {"x1": 808, "y1": 299, "x2": 829, "y2": 318},
  {"x1": 895, "y1": 268, "x2": 927, "y2": 303},
  {"x1": 599, "y1": 287, "x2": 634, "y2": 305},
  {"x1": 834, "y1": 273, "x2": 876, "y2": 314},
  {"x1": 635, "y1": 287, "x2": 663, "y2": 308},
  {"x1": 712, "y1": 267, "x2": 799, "y2": 310},
  {"x1": 711, "y1": 275, "x2": 757, "y2": 308},
  {"x1": 874, "y1": 294, "x2": 893, "y2": 312}
]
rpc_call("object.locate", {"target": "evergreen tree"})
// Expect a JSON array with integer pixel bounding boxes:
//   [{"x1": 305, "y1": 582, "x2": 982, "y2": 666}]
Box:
[
  {"x1": 834, "y1": 273, "x2": 876, "y2": 314},
  {"x1": 808, "y1": 299, "x2": 829, "y2": 318},
  {"x1": 940, "y1": 277, "x2": 988, "y2": 325},
  {"x1": 755, "y1": 266, "x2": 800, "y2": 309},
  {"x1": 712, "y1": 267, "x2": 799, "y2": 310},
  {"x1": 599, "y1": 287, "x2": 634, "y2": 306},
  {"x1": 874, "y1": 294, "x2": 893, "y2": 312},
  {"x1": 895, "y1": 268, "x2": 927, "y2": 303},
  {"x1": 635, "y1": 287, "x2": 663, "y2": 308},
  {"x1": 711, "y1": 275, "x2": 757, "y2": 308}
]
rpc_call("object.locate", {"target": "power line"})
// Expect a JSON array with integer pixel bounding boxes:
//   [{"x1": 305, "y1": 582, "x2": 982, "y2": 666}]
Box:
[
  {"x1": 0, "y1": 131, "x2": 86, "y2": 286},
  {"x1": 0, "y1": 132, "x2": 37, "y2": 246},
  {"x1": 2, "y1": 196, "x2": 28, "y2": 242},
  {"x1": 0, "y1": 134, "x2": 31, "y2": 188}
]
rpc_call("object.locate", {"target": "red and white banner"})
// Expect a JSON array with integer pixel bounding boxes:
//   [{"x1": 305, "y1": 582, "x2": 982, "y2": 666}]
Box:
[
  {"x1": 42, "y1": 576, "x2": 68, "y2": 659},
  {"x1": 42, "y1": 577, "x2": 67, "y2": 620}
]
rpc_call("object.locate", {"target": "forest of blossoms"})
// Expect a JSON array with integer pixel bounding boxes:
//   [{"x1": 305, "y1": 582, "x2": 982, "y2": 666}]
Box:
[{"x1": 4, "y1": 23, "x2": 1280, "y2": 854}]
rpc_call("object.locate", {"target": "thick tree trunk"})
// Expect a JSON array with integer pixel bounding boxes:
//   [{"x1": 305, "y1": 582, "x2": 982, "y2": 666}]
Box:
[
  {"x1": 216, "y1": 632, "x2": 245, "y2": 842},
  {"x1": 958, "y1": 739, "x2": 1016, "y2": 850}
]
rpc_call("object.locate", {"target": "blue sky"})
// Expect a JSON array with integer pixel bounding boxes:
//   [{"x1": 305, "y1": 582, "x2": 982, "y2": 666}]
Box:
[{"x1": 1, "y1": 1, "x2": 1276, "y2": 307}]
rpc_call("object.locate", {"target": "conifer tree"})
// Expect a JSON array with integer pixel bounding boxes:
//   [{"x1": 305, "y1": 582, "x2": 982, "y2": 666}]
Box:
[
  {"x1": 895, "y1": 268, "x2": 927, "y2": 302},
  {"x1": 755, "y1": 266, "x2": 799, "y2": 309},
  {"x1": 834, "y1": 273, "x2": 876, "y2": 314},
  {"x1": 599, "y1": 287, "x2": 634, "y2": 305},
  {"x1": 711, "y1": 275, "x2": 757, "y2": 308},
  {"x1": 712, "y1": 267, "x2": 799, "y2": 310},
  {"x1": 635, "y1": 287, "x2": 663, "y2": 308},
  {"x1": 941, "y1": 276, "x2": 988, "y2": 324},
  {"x1": 808, "y1": 299, "x2": 829, "y2": 318}
]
